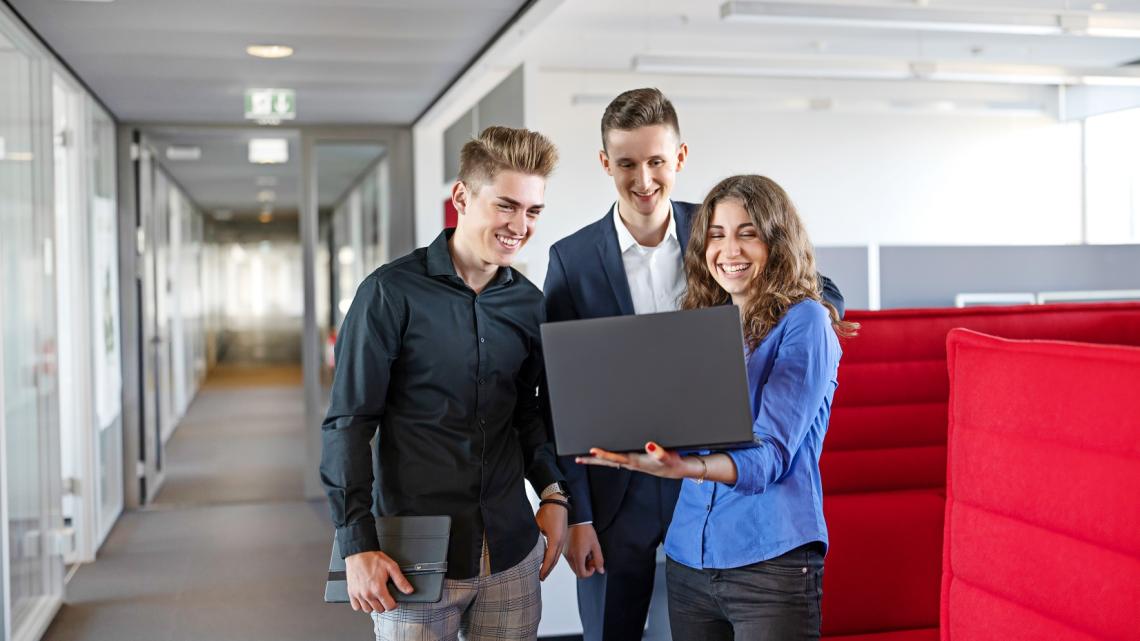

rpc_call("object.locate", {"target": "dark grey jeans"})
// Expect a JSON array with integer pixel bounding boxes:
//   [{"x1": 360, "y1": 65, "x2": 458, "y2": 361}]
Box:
[{"x1": 665, "y1": 543, "x2": 824, "y2": 641}]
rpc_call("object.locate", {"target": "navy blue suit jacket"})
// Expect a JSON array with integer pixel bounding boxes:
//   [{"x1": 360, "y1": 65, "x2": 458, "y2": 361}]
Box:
[{"x1": 543, "y1": 201, "x2": 844, "y2": 529}]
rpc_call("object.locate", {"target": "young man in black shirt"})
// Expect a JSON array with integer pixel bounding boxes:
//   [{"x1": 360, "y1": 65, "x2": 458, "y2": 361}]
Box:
[{"x1": 321, "y1": 126, "x2": 569, "y2": 640}]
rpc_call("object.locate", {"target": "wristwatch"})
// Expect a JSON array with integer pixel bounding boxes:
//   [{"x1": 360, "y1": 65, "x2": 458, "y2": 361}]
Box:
[{"x1": 540, "y1": 481, "x2": 571, "y2": 501}]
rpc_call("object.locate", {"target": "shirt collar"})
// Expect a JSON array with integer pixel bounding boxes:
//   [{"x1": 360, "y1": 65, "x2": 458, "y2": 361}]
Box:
[
  {"x1": 425, "y1": 228, "x2": 513, "y2": 286},
  {"x1": 612, "y1": 201, "x2": 677, "y2": 253}
]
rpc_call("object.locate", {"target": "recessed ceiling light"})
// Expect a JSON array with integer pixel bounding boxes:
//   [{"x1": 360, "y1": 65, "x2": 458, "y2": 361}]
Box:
[
  {"x1": 257, "y1": 189, "x2": 276, "y2": 203},
  {"x1": 249, "y1": 138, "x2": 288, "y2": 164},
  {"x1": 247, "y1": 44, "x2": 294, "y2": 59}
]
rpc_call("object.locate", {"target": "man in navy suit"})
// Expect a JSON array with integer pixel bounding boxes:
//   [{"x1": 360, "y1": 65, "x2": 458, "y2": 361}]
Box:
[{"x1": 543, "y1": 88, "x2": 845, "y2": 641}]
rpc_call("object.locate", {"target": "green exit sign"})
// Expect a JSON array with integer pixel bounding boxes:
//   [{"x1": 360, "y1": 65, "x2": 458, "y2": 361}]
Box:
[{"x1": 245, "y1": 88, "x2": 296, "y2": 121}]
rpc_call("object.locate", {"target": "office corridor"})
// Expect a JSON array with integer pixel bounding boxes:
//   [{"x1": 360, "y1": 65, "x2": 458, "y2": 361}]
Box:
[{"x1": 42, "y1": 368, "x2": 365, "y2": 641}]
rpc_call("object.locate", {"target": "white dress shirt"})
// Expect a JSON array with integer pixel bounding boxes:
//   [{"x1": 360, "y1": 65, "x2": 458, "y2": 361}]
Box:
[
  {"x1": 568, "y1": 206, "x2": 688, "y2": 528},
  {"x1": 612, "y1": 204, "x2": 686, "y2": 315}
]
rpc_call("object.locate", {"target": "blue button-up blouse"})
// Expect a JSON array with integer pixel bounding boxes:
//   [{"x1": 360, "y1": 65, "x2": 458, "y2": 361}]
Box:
[{"x1": 665, "y1": 299, "x2": 841, "y2": 569}]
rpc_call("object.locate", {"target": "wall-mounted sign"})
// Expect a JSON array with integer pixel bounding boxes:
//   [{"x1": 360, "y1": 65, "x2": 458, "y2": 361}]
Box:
[{"x1": 245, "y1": 88, "x2": 296, "y2": 121}]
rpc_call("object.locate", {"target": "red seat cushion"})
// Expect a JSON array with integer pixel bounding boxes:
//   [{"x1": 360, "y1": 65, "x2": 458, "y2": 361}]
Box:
[
  {"x1": 824, "y1": 629, "x2": 939, "y2": 641},
  {"x1": 943, "y1": 329, "x2": 1140, "y2": 641},
  {"x1": 820, "y1": 302, "x2": 1140, "y2": 638},
  {"x1": 821, "y1": 491, "x2": 945, "y2": 636}
]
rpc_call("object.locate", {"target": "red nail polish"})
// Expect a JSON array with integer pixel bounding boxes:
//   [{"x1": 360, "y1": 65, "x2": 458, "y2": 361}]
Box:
[{"x1": 647, "y1": 443, "x2": 657, "y2": 452}]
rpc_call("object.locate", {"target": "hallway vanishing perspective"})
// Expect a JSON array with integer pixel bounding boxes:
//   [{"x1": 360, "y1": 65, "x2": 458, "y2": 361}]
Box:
[{"x1": 44, "y1": 355, "x2": 366, "y2": 641}]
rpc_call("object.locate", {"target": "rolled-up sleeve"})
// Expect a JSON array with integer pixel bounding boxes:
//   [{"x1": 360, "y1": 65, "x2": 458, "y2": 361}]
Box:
[
  {"x1": 728, "y1": 305, "x2": 836, "y2": 496},
  {"x1": 319, "y1": 275, "x2": 404, "y2": 557}
]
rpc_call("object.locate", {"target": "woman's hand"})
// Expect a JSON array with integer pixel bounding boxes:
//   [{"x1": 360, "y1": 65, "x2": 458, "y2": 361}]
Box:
[{"x1": 576, "y1": 442, "x2": 693, "y2": 480}]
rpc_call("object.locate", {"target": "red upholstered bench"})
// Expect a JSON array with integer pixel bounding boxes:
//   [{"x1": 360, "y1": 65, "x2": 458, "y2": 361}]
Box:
[
  {"x1": 943, "y1": 330, "x2": 1140, "y2": 641},
  {"x1": 819, "y1": 303, "x2": 1140, "y2": 640}
]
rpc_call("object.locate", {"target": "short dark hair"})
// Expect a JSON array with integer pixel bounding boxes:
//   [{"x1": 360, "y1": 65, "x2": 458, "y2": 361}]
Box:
[{"x1": 600, "y1": 88, "x2": 680, "y2": 150}]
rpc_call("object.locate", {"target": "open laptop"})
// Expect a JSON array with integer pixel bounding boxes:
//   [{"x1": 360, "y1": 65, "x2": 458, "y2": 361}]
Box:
[{"x1": 541, "y1": 305, "x2": 755, "y2": 456}]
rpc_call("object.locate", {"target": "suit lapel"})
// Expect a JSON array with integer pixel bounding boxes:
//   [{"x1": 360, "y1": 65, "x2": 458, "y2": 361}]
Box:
[
  {"x1": 674, "y1": 200, "x2": 694, "y2": 254},
  {"x1": 596, "y1": 206, "x2": 635, "y2": 316}
]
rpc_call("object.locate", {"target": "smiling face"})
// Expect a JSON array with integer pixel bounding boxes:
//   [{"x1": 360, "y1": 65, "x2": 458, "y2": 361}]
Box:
[
  {"x1": 705, "y1": 198, "x2": 769, "y2": 305},
  {"x1": 600, "y1": 124, "x2": 687, "y2": 221},
  {"x1": 452, "y1": 169, "x2": 545, "y2": 268}
]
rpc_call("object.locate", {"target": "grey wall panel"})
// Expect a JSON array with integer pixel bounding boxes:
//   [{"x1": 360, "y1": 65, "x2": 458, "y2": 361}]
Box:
[
  {"x1": 816, "y1": 246, "x2": 869, "y2": 311},
  {"x1": 442, "y1": 108, "x2": 476, "y2": 182},
  {"x1": 477, "y1": 65, "x2": 524, "y2": 130},
  {"x1": 441, "y1": 66, "x2": 524, "y2": 183},
  {"x1": 387, "y1": 127, "x2": 415, "y2": 257},
  {"x1": 880, "y1": 245, "x2": 1140, "y2": 309}
]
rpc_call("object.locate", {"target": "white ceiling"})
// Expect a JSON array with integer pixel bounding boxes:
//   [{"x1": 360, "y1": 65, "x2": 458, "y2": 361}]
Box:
[
  {"x1": 148, "y1": 127, "x2": 386, "y2": 222},
  {"x1": 14, "y1": 0, "x2": 1140, "y2": 217},
  {"x1": 9, "y1": 0, "x2": 528, "y2": 220},
  {"x1": 9, "y1": 0, "x2": 530, "y2": 124},
  {"x1": 527, "y1": 0, "x2": 1140, "y2": 79}
]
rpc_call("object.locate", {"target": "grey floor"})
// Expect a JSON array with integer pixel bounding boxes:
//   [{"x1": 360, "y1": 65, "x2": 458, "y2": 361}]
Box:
[
  {"x1": 39, "y1": 325, "x2": 652, "y2": 641},
  {"x1": 43, "y1": 357, "x2": 371, "y2": 641}
]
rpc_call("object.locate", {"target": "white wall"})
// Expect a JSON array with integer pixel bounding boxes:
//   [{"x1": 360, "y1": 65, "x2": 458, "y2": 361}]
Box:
[{"x1": 517, "y1": 70, "x2": 1083, "y2": 289}]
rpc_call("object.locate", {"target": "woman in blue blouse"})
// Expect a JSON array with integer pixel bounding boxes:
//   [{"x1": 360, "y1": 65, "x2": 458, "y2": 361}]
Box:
[{"x1": 578, "y1": 174, "x2": 857, "y2": 640}]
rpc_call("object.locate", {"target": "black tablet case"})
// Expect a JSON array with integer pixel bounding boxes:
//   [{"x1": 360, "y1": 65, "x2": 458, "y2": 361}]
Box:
[{"x1": 325, "y1": 515, "x2": 451, "y2": 604}]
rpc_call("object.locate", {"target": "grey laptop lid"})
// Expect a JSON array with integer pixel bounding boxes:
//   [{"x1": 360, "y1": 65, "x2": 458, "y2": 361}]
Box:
[{"x1": 542, "y1": 305, "x2": 755, "y2": 456}]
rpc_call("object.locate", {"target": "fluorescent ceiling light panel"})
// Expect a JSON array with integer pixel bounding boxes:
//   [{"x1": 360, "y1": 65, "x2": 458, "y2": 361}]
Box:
[
  {"x1": 633, "y1": 55, "x2": 912, "y2": 80},
  {"x1": 635, "y1": 53, "x2": 1140, "y2": 87},
  {"x1": 248, "y1": 138, "x2": 289, "y2": 164},
  {"x1": 247, "y1": 44, "x2": 294, "y2": 59},
  {"x1": 1081, "y1": 75, "x2": 1140, "y2": 87},
  {"x1": 719, "y1": 1, "x2": 1140, "y2": 37},
  {"x1": 165, "y1": 145, "x2": 201, "y2": 161}
]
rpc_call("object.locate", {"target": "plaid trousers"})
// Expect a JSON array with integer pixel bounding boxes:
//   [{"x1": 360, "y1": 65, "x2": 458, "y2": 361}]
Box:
[{"x1": 371, "y1": 538, "x2": 543, "y2": 641}]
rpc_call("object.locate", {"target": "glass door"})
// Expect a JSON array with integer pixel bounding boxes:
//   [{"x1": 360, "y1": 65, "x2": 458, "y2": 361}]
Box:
[
  {"x1": 136, "y1": 136, "x2": 165, "y2": 503},
  {"x1": 52, "y1": 72, "x2": 87, "y2": 565},
  {"x1": 0, "y1": 12, "x2": 65, "y2": 641},
  {"x1": 88, "y1": 104, "x2": 123, "y2": 547}
]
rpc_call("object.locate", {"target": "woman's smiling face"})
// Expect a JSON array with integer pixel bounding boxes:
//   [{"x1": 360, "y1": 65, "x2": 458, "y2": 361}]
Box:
[{"x1": 705, "y1": 198, "x2": 769, "y2": 302}]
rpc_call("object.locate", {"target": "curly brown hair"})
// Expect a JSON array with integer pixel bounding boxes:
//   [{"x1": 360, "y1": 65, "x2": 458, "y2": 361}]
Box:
[{"x1": 681, "y1": 175, "x2": 857, "y2": 350}]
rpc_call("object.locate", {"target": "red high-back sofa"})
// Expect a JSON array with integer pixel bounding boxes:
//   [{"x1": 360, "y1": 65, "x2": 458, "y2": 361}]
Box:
[
  {"x1": 943, "y1": 330, "x2": 1140, "y2": 641},
  {"x1": 819, "y1": 302, "x2": 1140, "y2": 640}
]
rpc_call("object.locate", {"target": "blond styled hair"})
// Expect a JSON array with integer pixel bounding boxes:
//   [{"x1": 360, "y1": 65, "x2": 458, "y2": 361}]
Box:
[{"x1": 458, "y1": 126, "x2": 559, "y2": 192}]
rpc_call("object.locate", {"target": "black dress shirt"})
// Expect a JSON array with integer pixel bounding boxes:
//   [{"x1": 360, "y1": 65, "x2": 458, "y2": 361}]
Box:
[{"x1": 320, "y1": 230, "x2": 563, "y2": 580}]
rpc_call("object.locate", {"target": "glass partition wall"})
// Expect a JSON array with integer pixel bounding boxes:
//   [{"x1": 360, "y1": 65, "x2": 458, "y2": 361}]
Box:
[
  {"x1": 303, "y1": 135, "x2": 395, "y2": 499},
  {"x1": 50, "y1": 73, "x2": 124, "y2": 565},
  {"x1": 132, "y1": 138, "x2": 210, "y2": 503},
  {"x1": 1, "y1": 11, "x2": 64, "y2": 641},
  {"x1": 1, "y1": 4, "x2": 122, "y2": 639}
]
